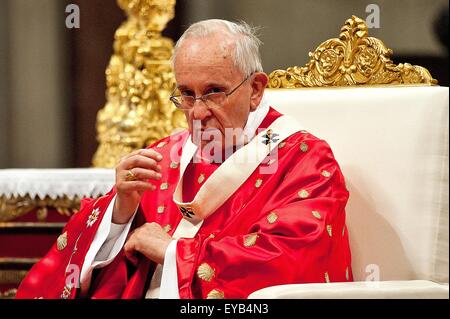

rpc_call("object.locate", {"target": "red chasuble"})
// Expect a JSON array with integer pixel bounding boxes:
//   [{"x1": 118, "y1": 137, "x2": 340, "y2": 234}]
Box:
[{"x1": 16, "y1": 107, "x2": 353, "y2": 299}]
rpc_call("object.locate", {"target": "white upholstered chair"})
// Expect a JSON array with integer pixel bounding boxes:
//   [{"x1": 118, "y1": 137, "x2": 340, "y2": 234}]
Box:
[
  {"x1": 248, "y1": 16, "x2": 448, "y2": 298},
  {"x1": 248, "y1": 86, "x2": 449, "y2": 299}
]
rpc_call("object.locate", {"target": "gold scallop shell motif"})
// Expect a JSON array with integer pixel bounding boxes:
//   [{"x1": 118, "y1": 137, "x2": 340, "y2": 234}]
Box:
[
  {"x1": 267, "y1": 212, "x2": 278, "y2": 224},
  {"x1": 312, "y1": 210, "x2": 322, "y2": 219},
  {"x1": 300, "y1": 142, "x2": 309, "y2": 152},
  {"x1": 207, "y1": 289, "x2": 224, "y2": 299},
  {"x1": 298, "y1": 189, "x2": 309, "y2": 199},
  {"x1": 326, "y1": 225, "x2": 333, "y2": 237},
  {"x1": 57, "y1": 231, "x2": 68, "y2": 251},
  {"x1": 244, "y1": 233, "x2": 259, "y2": 247},
  {"x1": 197, "y1": 263, "x2": 215, "y2": 282}
]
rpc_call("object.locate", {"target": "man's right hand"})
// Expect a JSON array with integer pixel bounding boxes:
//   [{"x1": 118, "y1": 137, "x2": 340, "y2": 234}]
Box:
[{"x1": 113, "y1": 149, "x2": 163, "y2": 224}]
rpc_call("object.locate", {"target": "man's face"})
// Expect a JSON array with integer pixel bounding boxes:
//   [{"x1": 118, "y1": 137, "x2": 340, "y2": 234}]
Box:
[{"x1": 173, "y1": 34, "x2": 267, "y2": 154}]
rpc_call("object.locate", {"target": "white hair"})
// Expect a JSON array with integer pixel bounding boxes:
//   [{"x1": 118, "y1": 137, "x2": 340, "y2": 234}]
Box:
[{"x1": 172, "y1": 19, "x2": 263, "y2": 77}]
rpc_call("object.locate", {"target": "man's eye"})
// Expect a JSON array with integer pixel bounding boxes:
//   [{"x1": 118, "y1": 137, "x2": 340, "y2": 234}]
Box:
[
  {"x1": 207, "y1": 88, "x2": 223, "y2": 94},
  {"x1": 181, "y1": 90, "x2": 194, "y2": 97}
]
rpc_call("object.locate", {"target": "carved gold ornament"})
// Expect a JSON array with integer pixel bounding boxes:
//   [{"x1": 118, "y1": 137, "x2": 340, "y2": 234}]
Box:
[
  {"x1": 0, "y1": 194, "x2": 80, "y2": 222},
  {"x1": 197, "y1": 263, "x2": 215, "y2": 282},
  {"x1": 268, "y1": 16, "x2": 437, "y2": 89},
  {"x1": 92, "y1": 0, "x2": 186, "y2": 167},
  {"x1": 0, "y1": 289, "x2": 18, "y2": 299}
]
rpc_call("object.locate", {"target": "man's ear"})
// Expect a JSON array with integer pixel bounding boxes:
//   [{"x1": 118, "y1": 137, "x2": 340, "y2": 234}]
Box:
[{"x1": 249, "y1": 72, "x2": 269, "y2": 111}]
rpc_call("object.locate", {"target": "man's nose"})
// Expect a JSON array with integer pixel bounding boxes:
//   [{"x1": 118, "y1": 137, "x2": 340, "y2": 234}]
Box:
[{"x1": 192, "y1": 99, "x2": 212, "y2": 120}]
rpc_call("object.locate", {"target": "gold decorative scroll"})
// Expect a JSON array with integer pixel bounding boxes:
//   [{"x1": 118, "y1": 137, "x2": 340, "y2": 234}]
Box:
[
  {"x1": 0, "y1": 195, "x2": 80, "y2": 222},
  {"x1": 0, "y1": 288, "x2": 18, "y2": 299},
  {"x1": 268, "y1": 15, "x2": 438, "y2": 88},
  {"x1": 92, "y1": 0, "x2": 187, "y2": 168}
]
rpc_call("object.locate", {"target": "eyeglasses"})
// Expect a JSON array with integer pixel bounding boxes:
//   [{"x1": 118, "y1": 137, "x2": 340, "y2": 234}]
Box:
[{"x1": 169, "y1": 74, "x2": 253, "y2": 110}]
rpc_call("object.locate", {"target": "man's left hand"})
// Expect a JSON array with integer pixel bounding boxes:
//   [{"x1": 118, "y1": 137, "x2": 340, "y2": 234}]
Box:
[{"x1": 124, "y1": 222, "x2": 173, "y2": 265}]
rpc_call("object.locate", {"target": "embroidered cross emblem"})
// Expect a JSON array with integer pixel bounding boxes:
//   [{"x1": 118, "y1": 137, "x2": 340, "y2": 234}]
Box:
[
  {"x1": 261, "y1": 129, "x2": 279, "y2": 145},
  {"x1": 179, "y1": 206, "x2": 195, "y2": 219}
]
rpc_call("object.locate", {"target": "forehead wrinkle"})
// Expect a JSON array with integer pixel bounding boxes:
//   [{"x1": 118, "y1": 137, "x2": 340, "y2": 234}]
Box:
[{"x1": 175, "y1": 33, "x2": 238, "y2": 65}]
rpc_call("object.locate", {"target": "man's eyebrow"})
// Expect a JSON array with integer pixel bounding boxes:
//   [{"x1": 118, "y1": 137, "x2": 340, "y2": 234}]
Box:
[
  {"x1": 176, "y1": 85, "x2": 189, "y2": 90},
  {"x1": 176, "y1": 82, "x2": 227, "y2": 90}
]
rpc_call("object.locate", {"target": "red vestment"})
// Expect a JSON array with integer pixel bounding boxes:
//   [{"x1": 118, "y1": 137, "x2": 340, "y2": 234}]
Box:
[{"x1": 16, "y1": 107, "x2": 353, "y2": 299}]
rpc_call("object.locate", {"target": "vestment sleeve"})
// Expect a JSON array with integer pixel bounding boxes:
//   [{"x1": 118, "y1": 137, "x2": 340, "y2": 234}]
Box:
[
  {"x1": 78, "y1": 194, "x2": 137, "y2": 294},
  {"x1": 15, "y1": 189, "x2": 117, "y2": 299}
]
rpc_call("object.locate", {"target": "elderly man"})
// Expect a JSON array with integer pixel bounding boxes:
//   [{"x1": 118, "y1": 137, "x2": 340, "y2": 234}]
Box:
[{"x1": 17, "y1": 19, "x2": 352, "y2": 299}]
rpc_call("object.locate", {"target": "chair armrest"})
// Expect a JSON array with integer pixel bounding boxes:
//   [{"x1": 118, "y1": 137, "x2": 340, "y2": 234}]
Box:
[{"x1": 248, "y1": 280, "x2": 449, "y2": 299}]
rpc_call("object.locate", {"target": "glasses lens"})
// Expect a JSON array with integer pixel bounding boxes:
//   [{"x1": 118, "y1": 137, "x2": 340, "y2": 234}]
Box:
[
  {"x1": 204, "y1": 92, "x2": 226, "y2": 108},
  {"x1": 170, "y1": 96, "x2": 193, "y2": 109}
]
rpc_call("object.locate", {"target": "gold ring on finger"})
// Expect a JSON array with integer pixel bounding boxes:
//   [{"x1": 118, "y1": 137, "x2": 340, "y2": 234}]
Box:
[{"x1": 125, "y1": 169, "x2": 137, "y2": 181}]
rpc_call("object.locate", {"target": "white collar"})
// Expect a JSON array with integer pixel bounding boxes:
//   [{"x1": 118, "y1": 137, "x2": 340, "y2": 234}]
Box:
[
  {"x1": 242, "y1": 94, "x2": 270, "y2": 141},
  {"x1": 173, "y1": 113, "x2": 304, "y2": 226}
]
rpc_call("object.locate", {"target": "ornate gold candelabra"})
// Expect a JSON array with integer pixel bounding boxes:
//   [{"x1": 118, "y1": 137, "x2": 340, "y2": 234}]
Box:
[{"x1": 92, "y1": 0, "x2": 186, "y2": 168}]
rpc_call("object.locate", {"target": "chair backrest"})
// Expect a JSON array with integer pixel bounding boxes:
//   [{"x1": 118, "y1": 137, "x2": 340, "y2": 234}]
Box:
[{"x1": 266, "y1": 86, "x2": 449, "y2": 283}]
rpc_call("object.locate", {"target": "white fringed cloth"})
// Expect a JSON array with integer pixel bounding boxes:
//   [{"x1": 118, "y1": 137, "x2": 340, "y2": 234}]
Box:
[{"x1": 0, "y1": 168, "x2": 115, "y2": 199}]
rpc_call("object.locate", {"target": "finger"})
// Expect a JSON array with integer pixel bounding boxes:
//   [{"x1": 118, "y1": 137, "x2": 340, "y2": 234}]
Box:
[
  {"x1": 122, "y1": 149, "x2": 163, "y2": 163},
  {"x1": 118, "y1": 180, "x2": 156, "y2": 192},
  {"x1": 124, "y1": 168, "x2": 162, "y2": 182},
  {"x1": 119, "y1": 149, "x2": 143, "y2": 164},
  {"x1": 136, "y1": 149, "x2": 163, "y2": 162},
  {"x1": 122, "y1": 155, "x2": 161, "y2": 172},
  {"x1": 124, "y1": 241, "x2": 139, "y2": 266}
]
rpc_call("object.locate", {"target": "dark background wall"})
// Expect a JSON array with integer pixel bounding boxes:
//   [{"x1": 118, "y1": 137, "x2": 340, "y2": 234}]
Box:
[{"x1": 0, "y1": 0, "x2": 448, "y2": 168}]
